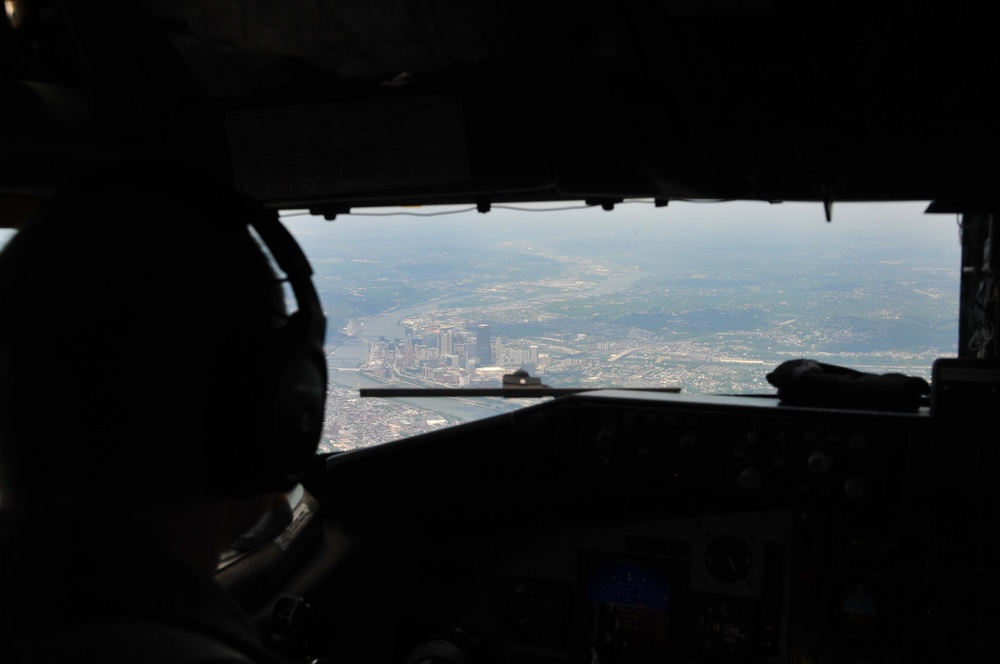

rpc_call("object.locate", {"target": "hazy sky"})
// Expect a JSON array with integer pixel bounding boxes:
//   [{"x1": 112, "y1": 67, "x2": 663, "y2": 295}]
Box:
[{"x1": 280, "y1": 199, "x2": 961, "y2": 264}]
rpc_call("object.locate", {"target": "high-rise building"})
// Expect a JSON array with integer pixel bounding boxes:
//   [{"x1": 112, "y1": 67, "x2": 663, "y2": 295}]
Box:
[
  {"x1": 476, "y1": 324, "x2": 491, "y2": 364},
  {"x1": 440, "y1": 328, "x2": 454, "y2": 356}
]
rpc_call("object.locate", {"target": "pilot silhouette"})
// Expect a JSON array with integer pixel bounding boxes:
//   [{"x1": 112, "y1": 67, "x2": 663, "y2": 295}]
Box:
[{"x1": 0, "y1": 161, "x2": 327, "y2": 664}]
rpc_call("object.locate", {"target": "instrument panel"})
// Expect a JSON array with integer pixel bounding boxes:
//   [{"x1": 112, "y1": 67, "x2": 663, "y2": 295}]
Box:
[{"x1": 289, "y1": 391, "x2": 998, "y2": 664}]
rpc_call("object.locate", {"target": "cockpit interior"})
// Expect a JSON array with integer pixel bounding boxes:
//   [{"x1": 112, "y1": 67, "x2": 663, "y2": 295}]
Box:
[{"x1": 3, "y1": 2, "x2": 999, "y2": 663}]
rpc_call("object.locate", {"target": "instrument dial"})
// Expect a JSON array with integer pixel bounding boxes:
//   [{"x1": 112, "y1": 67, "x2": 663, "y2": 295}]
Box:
[{"x1": 704, "y1": 535, "x2": 754, "y2": 584}]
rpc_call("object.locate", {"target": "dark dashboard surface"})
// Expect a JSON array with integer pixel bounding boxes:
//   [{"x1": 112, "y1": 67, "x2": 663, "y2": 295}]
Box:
[{"x1": 244, "y1": 391, "x2": 997, "y2": 664}]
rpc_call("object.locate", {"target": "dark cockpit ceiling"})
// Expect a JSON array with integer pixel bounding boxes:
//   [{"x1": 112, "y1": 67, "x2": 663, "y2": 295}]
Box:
[{"x1": 3, "y1": 1, "x2": 999, "y2": 215}]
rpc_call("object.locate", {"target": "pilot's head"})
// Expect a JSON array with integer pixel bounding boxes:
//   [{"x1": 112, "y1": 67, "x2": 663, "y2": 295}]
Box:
[{"x1": 0, "y1": 162, "x2": 326, "y2": 513}]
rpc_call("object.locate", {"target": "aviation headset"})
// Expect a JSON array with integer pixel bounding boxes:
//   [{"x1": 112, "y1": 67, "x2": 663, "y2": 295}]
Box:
[
  {"x1": 190, "y1": 174, "x2": 329, "y2": 498},
  {"x1": 84, "y1": 164, "x2": 330, "y2": 498}
]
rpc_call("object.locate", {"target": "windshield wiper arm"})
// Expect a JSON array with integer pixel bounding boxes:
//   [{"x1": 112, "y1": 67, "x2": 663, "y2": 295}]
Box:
[{"x1": 359, "y1": 386, "x2": 682, "y2": 398}]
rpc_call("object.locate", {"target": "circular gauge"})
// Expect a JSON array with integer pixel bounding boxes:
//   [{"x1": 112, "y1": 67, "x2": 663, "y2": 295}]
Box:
[{"x1": 704, "y1": 535, "x2": 754, "y2": 583}]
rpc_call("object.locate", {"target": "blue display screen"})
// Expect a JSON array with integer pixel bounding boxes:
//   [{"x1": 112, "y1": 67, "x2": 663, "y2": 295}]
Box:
[
  {"x1": 581, "y1": 553, "x2": 687, "y2": 662},
  {"x1": 585, "y1": 559, "x2": 673, "y2": 611}
]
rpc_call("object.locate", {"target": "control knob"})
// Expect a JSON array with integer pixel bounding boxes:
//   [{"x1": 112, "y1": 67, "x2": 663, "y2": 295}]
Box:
[
  {"x1": 737, "y1": 466, "x2": 763, "y2": 491},
  {"x1": 808, "y1": 450, "x2": 834, "y2": 473},
  {"x1": 679, "y1": 433, "x2": 702, "y2": 457}
]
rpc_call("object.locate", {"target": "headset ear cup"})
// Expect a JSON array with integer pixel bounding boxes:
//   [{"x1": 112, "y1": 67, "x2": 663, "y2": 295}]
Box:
[
  {"x1": 206, "y1": 317, "x2": 327, "y2": 497},
  {"x1": 272, "y1": 351, "x2": 327, "y2": 484}
]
